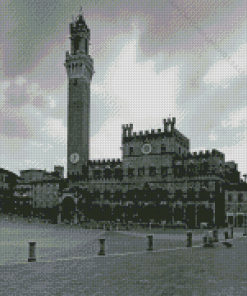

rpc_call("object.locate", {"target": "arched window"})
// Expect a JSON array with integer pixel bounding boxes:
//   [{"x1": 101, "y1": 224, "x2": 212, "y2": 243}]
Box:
[
  {"x1": 104, "y1": 191, "x2": 111, "y2": 202},
  {"x1": 127, "y1": 167, "x2": 135, "y2": 178},
  {"x1": 238, "y1": 193, "x2": 243, "y2": 203},
  {"x1": 161, "y1": 144, "x2": 166, "y2": 154},
  {"x1": 187, "y1": 189, "x2": 196, "y2": 201},
  {"x1": 114, "y1": 166, "x2": 123, "y2": 180},
  {"x1": 113, "y1": 191, "x2": 123, "y2": 203},
  {"x1": 104, "y1": 165, "x2": 112, "y2": 179},
  {"x1": 161, "y1": 166, "x2": 168, "y2": 177},
  {"x1": 174, "y1": 165, "x2": 184, "y2": 178},
  {"x1": 92, "y1": 190, "x2": 100, "y2": 203},
  {"x1": 93, "y1": 166, "x2": 101, "y2": 180},
  {"x1": 199, "y1": 189, "x2": 210, "y2": 201},
  {"x1": 187, "y1": 164, "x2": 196, "y2": 176},
  {"x1": 149, "y1": 166, "x2": 156, "y2": 177},
  {"x1": 201, "y1": 161, "x2": 209, "y2": 174},
  {"x1": 138, "y1": 167, "x2": 145, "y2": 177},
  {"x1": 174, "y1": 190, "x2": 183, "y2": 202}
]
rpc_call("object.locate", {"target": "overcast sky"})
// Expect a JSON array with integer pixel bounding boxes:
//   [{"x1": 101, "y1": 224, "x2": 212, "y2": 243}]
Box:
[{"x1": 0, "y1": 0, "x2": 246, "y2": 178}]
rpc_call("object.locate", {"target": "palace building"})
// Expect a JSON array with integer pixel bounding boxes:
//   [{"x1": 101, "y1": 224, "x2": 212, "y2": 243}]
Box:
[{"x1": 58, "y1": 10, "x2": 246, "y2": 228}]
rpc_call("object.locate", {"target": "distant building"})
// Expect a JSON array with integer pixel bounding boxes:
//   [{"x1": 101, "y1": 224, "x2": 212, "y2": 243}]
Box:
[
  {"x1": 14, "y1": 167, "x2": 66, "y2": 218},
  {"x1": 0, "y1": 168, "x2": 18, "y2": 213}
]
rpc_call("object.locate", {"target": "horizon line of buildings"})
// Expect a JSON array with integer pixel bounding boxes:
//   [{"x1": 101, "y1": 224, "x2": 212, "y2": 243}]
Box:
[{"x1": 0, "y1": 124, "x2": 247, "y2": 228}]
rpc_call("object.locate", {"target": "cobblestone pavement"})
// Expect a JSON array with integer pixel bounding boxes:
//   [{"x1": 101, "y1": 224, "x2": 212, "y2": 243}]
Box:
[{"x1": 0, "y1": 233, "x2": 247, "y2": 295}]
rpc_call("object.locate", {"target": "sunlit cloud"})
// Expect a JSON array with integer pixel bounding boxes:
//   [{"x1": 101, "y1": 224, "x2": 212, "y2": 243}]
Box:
[
  {"x1": 15, "y1": 76, "x2": 27, "y2": 86},
  {"x1": 209, "y1": 132, "x2": 218, "y2": 141},
  {"x1": 203, "y1": 43, "x2": 247, "y2": 87},
  {"x1": 42, "y1": 118, "x2": 66, "y2": 144},
  {"x1": 222, "y1": 106, "x2": 247, "y2": 128}
]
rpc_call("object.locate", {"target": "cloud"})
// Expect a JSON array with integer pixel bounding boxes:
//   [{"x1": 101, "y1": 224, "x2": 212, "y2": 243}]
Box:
[
  {"x1": 203, "y1": 43, "x2": 247, "y2": 87},
  {"x1": 222, "y1": 106, "x2": 247, "y2": 128},
  {"x1": 42, "y1": 118, "x2": 66, "y2": 144},
  {"x1": 90, "y1": 25, "x2": 185, "y2": 160},
  {"x1": 92, "y1": 33, "x2": 182, "y2": 132},
  {"x1": 209, "y1": 132, "x2": 218, "y2": 141},
  {"x1": 15, "y1": 76, "x2": 27, "y2": 86}
]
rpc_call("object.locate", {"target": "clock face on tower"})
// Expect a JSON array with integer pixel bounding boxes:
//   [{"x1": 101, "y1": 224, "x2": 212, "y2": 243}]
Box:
[
  {"x1": 70, "y1": 153, "x2": 80, "y2": 164},
  {"x1": 142, "y1": 143, "x2": 152, "y2": 154}
]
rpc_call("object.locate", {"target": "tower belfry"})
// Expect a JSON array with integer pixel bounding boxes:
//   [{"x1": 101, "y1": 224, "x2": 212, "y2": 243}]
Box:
[{"x1": 64, "y1": 9, "x2": 94, "y2": 181}]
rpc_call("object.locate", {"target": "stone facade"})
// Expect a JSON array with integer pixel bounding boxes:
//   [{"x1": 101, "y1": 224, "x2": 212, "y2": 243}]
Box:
[
  {"x1": 225, "y1": 182, "x2": 247, "y2": 227},
  {"x1": 59, "y1": 11, "x2": 246, "y2": 228},
  {"x1": 15, "y1": 168, "x2": 65, "y2": 211},
  {"x1": 65, "y1": 12, "x2": 94, "y2": 178},
  {"x1": 0, "y1": 168, "x2": 18, "y2": 213}
]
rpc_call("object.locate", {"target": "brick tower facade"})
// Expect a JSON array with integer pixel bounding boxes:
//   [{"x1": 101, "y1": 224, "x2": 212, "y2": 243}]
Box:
[{"x1": 64, "y1": 11, "x2": 94, "y2": 180}]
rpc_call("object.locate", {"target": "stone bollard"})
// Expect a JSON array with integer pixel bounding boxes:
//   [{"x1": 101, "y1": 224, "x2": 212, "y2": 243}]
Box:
[
  {"x1": 28, "y1": 242, "x2": 36, "y2": 262},
  {"x1": 147, "y1": 235, "x2": 153, "y2": 251},
  {"x1": 187, "y1": 232, "x2": 192, "y2": 247},
  {"x1": 98, "y1": 238, "x2": 105, "y2": 255},
  {"x1": 224, "y1": 231, "x2": 229, "y2": 240}
]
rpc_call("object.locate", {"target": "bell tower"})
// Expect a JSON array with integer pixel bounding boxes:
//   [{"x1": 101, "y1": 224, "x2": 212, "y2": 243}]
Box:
[{"x1": 64, "y1": 9, "x2": 94, "y2": 181}]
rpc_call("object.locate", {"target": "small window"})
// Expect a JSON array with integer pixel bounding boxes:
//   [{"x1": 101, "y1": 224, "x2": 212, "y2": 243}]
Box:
[
  {"x1": 104, "y1": 168, "x2": 112, "y2": 179},
  {"x1": 187, "y1": 164, "x2": 196, "y2": 176},
  {"x1": 128, "y1": 168, "x2": 134, "y2": 178},
  {"x1": 161, "y1": 166, "x2": 168, "y2": 177},
  {"x1": 93, "y1": 170, "x2": 101, "y2": 180},
  {"x1": 238, "y1": 194, "x2": 243, "y2": 203},
  {"x1": 161, "y1": 144, "x2": 166, "y2": 155},
  {"x1": 179, "y1": 147, "x2": 181, "y2": 154},
  {"x1": 138, "y1": 167, "x2": 145, "y2": 177},
  {"x1": 228, "y1": 194, "x2": 232, "y2": 202},
  {"x1": 129, "y1": 147, "x2": 134, "y2": 156},
  {"x1": 149, "y1": 166, "x2": 156, "y2": 177},
  {"x1": 174, "y1": 166, "x2": 183, "y2": 178}
]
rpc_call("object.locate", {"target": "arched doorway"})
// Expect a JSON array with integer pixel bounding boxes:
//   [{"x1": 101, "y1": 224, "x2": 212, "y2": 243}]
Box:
[
  {"x1": 186, "y1": 205, "x2": 196, "y2": 229},
  {"x1": 61, "y1": 196, "x2": 76, "y2": 223},
  {"x1": 199, "y1": 189, "x2": 210, "y2": 202},
  {"x1": 77, "y1": 189, "x2": 90, "y2": 222},
  {"x1": 174, "y1": 205, "x2": 183, "y2": 222},
  {"x1": 197, "y1": 204, "x2": 210, "y2": 225}
]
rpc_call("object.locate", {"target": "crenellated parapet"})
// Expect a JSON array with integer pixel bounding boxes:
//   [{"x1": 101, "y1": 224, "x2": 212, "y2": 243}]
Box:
[
  {"x1": 88, "y1": 159, "x2": 122, "y2": 168},
  {"x1": 163, "y1": 117, "x2": 176, "y2": 132},
  {"x1": 122, "y1": 117, "x2": 190, "y2": 145},
  {"x1": 186, "y1": 149, "x2": 225, "y2": 160}
]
